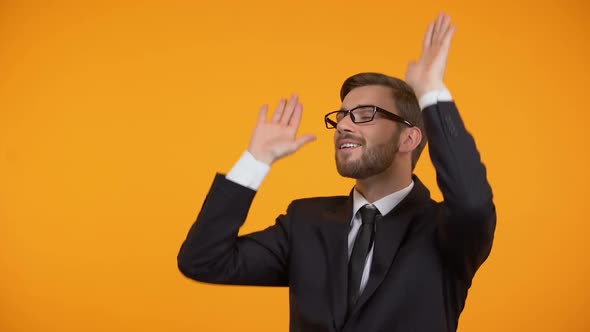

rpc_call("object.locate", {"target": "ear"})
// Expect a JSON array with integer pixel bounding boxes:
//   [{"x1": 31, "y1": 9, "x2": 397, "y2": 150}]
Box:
[{"x1": 398, "y1": 127, "x2": 422, "y2": 153}]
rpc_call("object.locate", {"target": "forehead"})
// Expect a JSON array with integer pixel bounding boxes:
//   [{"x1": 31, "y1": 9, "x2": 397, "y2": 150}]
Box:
[{"x1": 342, "y1": 85, "x2": 396, "y2": 110}]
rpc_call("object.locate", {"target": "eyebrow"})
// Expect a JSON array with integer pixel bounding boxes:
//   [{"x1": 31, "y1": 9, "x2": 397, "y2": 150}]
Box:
[{"x1": 339, "y1": 104, "x2": 376, "y2": 111}]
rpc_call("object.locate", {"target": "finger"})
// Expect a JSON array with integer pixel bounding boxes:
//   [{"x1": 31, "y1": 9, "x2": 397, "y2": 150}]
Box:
[
  {"x1": 436, "y1": 14, "x2": 451, "y2": 43},
  {"x1": 292, "y1": 134, "x2": 317, "y2": 151},
  {"x1": 258, "y1": 104, "x2": 269, "y2": 124},
  {"x1": 281, "y1": 94, "x2": 299, "y2": 125},
  {"x1": 271, "y1": 98, "x2": 287, "y2": 123},
  {"x1": 433, "y1": 13, "x2": 445, "y2": 42},
  {"x1": 442, "y1": 24, "x2": 456, "y2": 48},
  {"x1": 422, "y1": 22, "x2": 434, "y2": 49},
  {"x1": 288, "y1": 102, "x2": 303, "y2": 128}
]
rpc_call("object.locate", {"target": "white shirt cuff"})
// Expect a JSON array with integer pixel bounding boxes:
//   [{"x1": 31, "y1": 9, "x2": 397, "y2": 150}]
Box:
[
  {"x1": 225, "y1": 151, "x2": 271, "y2": 191},
  {"x1": 418, "y1": 88, "x2": 453, "y2": 110}
]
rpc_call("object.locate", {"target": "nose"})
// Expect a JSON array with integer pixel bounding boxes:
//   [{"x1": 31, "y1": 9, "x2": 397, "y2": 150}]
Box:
[{"x1": 336, "y1": 113, "x2": 355, "y2": 133}]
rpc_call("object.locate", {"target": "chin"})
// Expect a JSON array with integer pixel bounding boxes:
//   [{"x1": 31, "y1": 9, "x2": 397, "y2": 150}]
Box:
[
  {"x1": 335, "y1": 160, "x2": 365, "y2": 179},
  {"x1": 335, "y1": 154, "x2": 395, "y2": 180}
]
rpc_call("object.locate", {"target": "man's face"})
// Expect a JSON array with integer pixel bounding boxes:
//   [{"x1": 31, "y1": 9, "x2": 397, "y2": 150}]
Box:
[{"x1": 334, "y1": 85, "x2": 402, "y2": 179}]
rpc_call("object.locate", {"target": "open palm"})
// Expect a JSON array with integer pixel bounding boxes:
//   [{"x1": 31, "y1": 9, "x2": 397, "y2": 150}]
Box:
[
  {"x1": 406, "y1": 13, "x2": 456, "y2": 98},
  {"x1": 248, "y1": 95, "x2": 316, "y2": 165}
]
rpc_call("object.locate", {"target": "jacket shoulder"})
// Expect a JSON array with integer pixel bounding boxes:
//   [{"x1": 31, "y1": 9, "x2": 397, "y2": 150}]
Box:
[{"x1": 289, "y1": 195, "x2": 349, "y2": 209}]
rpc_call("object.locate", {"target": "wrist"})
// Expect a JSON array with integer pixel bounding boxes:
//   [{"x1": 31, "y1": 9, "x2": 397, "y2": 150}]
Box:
[
  {"x1": 248, "y1": 149, "x2": 273, "y2": 166},
  {"x1": 413, "y1": 81, "x2": 446, "y2": 100}
]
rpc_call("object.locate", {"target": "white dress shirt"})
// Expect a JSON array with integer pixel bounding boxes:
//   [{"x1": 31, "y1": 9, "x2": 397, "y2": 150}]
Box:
[
  {"x1": 225, "y1": 88, "x2": 453, "y2": 293},
  {"x1": 348, "y1": 184, "x2": 413, "y2": 294}
]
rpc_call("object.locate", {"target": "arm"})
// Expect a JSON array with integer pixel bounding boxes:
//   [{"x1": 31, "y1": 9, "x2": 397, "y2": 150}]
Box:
[
  {"x1": 177, "y1": 173, "x2": 291, "y2": 285},
  {"x1": 406, "y1": 14, "x2": 496, "y2": 279},
  {"x1": 424, "y1": 100, "x2": 496, "y2": 279},
  {"x1": 177, "y1": 95, "x2": 316, "y2": 285}
]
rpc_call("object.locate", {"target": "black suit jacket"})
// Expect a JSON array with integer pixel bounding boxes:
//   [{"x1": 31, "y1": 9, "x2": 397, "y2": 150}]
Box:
[{"x1": 178, "y1": 102, "x2": 496, "y2": 332}]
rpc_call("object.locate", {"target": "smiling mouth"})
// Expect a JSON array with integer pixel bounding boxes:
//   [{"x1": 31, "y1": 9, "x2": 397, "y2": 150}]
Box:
[{"x1": 339, "y1": 143, "x2": 362, "y2": 150}]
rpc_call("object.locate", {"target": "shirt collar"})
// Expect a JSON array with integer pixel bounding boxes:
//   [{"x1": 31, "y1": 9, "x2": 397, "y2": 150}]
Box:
[{"x1": 351, "y1": 181, "x2": 415, "y2": 223}]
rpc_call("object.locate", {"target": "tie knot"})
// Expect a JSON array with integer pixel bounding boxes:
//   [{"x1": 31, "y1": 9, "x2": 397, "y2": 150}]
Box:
[{"x1": 359, "y1": 205, "x2": 379, "y2": 225}]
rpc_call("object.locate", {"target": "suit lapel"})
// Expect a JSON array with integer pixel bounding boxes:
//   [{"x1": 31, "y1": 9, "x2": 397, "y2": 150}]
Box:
[
  {"x1": 316, "y1": 177, "x2": 431, "y2": 328},
  {"x1": 348, "y1": 176, "x2": 431, "y2": 317},
  {"x1": 317, "y1": 194, "x2": 352, "y2": 332}
]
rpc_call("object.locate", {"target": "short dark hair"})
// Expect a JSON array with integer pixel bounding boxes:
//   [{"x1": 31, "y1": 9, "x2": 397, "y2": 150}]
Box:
[{"x1": 340, "y1": 72, "x2": 426, "y2": 170}]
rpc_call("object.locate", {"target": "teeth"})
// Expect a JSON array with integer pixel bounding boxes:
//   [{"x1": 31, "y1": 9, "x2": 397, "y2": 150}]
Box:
[{"x1": 340, "y1": 143, "x2": 361, "y2": 149}]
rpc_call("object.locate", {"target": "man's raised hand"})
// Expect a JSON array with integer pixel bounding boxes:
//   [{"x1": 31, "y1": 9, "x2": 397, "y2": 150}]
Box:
[
  {"x1": 405, "y1": 13, "x2": 456, "y2": 98},
  {"x1": 248, "y1": 94, "x2": 316, "y2": 165}
]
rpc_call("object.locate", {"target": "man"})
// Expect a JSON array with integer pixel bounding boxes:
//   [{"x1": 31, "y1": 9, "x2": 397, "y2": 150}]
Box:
[{"x1": 178, "y1": 14, "x2": 496, "y2": 332}]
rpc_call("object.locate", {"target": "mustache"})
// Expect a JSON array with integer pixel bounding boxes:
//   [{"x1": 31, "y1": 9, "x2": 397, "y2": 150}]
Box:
[{"x1": 336, "y1": 133, "x2": 365, "y2": 144}]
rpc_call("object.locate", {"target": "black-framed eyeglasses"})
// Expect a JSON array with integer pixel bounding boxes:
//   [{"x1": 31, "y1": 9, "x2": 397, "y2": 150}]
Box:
[{"x1": 324, "y1": 105, "x2": 414, "y2": 129}]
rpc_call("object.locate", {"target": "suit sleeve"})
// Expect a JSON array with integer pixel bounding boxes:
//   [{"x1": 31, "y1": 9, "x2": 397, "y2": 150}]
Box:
[
  {"x1": 177, "y1": 173, "x2": 290, "y2": 286},
  {"x1": 423, "y1": 101, "x2": 496, "y2": 280}
]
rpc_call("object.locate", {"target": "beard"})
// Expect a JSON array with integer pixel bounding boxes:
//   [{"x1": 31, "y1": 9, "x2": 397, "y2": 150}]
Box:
[{"x1": 335, "y1": 135, "x2": 399, "y2": 180}]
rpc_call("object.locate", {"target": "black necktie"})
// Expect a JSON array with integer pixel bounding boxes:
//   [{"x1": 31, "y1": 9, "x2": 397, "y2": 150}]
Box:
[{"x1": 348, "y1": 205, "x2": 378, "y2": 313}]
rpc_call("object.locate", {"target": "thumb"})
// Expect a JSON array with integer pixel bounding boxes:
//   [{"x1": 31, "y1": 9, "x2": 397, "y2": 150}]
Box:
[
  {"x1": 405, "y1": 62, "x2": 416, "y2": 79},
  {"x1": 292, "y1": 134, "x2": 317, "y2": 151},
  {"x1": 406, "y1": 61, "x2": 417, "y2": 71}
]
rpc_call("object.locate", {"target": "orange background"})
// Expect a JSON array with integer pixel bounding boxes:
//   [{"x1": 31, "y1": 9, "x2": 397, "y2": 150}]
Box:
[{"x1": 1, "y1": 0, "x2": 589, "y2": 331}]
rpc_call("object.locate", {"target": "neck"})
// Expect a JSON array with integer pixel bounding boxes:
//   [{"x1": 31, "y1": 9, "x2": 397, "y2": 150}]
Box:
[{"x1": 354, "y1": 160, "x2": 413, "y2": 203}]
